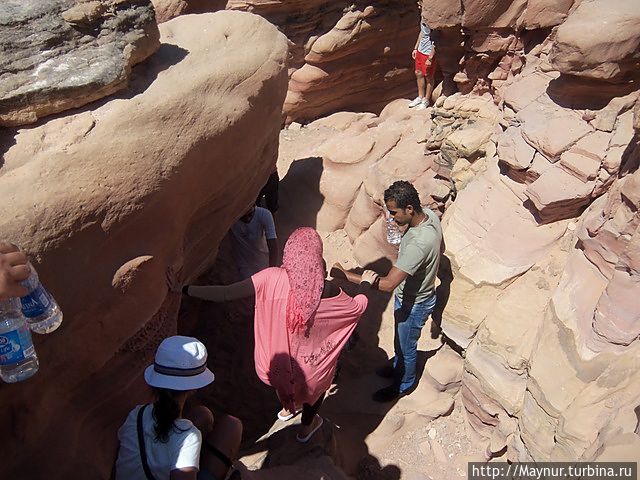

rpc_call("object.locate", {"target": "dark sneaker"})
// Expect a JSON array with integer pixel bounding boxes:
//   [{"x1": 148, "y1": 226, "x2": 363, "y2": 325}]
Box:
[
  {"x1": 375, "y1": 364, "x2": 396, "y2": 379},
  {"x1": 372, "y1": 385, "x2": 409, "y2": 402}
]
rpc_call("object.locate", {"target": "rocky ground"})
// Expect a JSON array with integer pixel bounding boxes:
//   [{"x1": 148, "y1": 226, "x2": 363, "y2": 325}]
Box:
[
  {"x1": 1, "y1": 0, "x2": 638, "y2": 478},
  {"x1": 197, "y1": 115, "x2": 488, "y2": 480}
]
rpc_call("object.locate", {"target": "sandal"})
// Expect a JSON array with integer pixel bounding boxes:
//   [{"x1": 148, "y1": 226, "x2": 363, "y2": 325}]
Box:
[{"x1": 277, "y1": 408, "x2": 300, "y2": 421}]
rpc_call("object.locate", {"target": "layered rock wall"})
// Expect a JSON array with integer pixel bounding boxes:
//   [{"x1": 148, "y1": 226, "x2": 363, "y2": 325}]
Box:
[
  {"x1": 0, "y1": 11, "x2": 288, "y2": 479},
  {"x1": 279, "y1": 0, "x2": 640, "y2": 463},
  {"x1": 151, "y1": 0, "x2": 420, "y2": 122},
  {"x1": 0, "y1": 0, "x2": 160, "y2": 127},
  {"x1": 421, "y1": 0, "x2": 640, "y2": 462}
]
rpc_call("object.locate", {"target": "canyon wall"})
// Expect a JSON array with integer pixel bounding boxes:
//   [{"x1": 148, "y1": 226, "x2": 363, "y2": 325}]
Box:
[
  {"x1": 0, "y1": 9, "x2": 288, "y2": 479},
  {"x1": 284, "y1": 0, "x2": 640, "y2": 463},
  {"x1": 151, "y1": 0, "x2": 420, "y2": 123}
]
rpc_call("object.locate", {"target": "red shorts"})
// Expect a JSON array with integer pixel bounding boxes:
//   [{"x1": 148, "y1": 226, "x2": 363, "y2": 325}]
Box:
[{"x1": 415, "y1": 50, "x2": 436, "y2": 77}]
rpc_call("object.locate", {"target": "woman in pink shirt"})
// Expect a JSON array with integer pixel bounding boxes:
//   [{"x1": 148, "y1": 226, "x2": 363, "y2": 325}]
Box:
[{"x1": 183, "y1": 227, "x2": 375, "y2": 442}]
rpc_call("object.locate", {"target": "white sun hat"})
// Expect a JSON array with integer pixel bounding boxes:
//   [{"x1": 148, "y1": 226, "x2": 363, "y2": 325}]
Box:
[{"x1": 144, "y1": 336, "x2": 215, "y2": 391}]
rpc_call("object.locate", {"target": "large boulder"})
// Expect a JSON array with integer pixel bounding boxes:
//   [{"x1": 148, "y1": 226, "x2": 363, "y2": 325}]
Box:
[
  {"x1": 151, "y1": 0, "x2": 418, "y2": 123},
  {"x1": 0, "y1": 11, "x2": 288, "y2": 480},
  {"x1": 549, "y1": 0, "x2": 640, "y2": 81},
  {"x1": 0, "y1": 0, "x2": 160, "y2": 127},
  {"x1": 282, "y1": 4, "x2": 417, "y2": 123}
]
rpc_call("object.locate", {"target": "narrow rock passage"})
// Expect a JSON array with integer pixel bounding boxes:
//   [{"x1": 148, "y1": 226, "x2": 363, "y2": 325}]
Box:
[{"x1": 187, "y1": 117, "x2": 484, "y2": 480}]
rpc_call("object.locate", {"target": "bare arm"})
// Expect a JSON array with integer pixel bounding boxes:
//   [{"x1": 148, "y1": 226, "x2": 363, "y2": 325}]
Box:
[
  {"x1": 267, "y1": 238, "x2": 279, "y2": 267},
  {"x1": 331, "y1": 263, "x2": 364, "y2": 284},
  {"x1": 184, "y1": 278, "x2": 255, "y2": 302},
  {"x1": 170, "y1": 468, "x2": 198, "y2": 480},
  {"x1": 414, "y1": 29, "x2": 422, "y2": 50},
  {"x1": 331, "y1": 263, "x2": 407, "y2": 293},
  {"x1": 375, "y1": 266, "x2": 408, "y2": 293}
]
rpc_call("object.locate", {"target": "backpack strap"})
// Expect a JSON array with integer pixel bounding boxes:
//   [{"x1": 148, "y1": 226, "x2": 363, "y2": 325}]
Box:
[{"x1": 136, "y1": 405, "x2": 157, "y2": 480}]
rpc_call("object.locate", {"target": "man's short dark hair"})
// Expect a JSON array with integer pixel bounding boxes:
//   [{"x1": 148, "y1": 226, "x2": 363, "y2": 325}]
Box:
[{"x1": 384, "y1": 180, "x2": 423, "y2": 213}]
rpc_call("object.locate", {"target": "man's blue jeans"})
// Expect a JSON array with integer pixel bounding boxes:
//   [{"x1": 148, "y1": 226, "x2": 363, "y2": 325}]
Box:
[{"x1": 392, "y1": 294, "x2": 437, "y2": 392}]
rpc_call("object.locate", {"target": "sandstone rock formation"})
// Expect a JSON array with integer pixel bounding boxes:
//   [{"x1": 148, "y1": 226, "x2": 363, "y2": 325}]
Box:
[
  {"x1": 425, "y1": 0, "x2": 640, "y2": 464},
  {"x1": 0, "y1": 0, "x2": 160, "y2": 127},
  {"x1": 272, "y1": 100, "x2": 455, "y2": 267},
  {"x1": 150, "y1": 0, "x2": 420, "y2": 123},
  {"x1": 269, "y1": 0, "x2": 640, "y2": 467},
  {"x1": 549, "y1": 0, "x2": 640, "y2": 81},
  {"x1": 0, "y1": 11, "x2": 288, "y2": 479}
]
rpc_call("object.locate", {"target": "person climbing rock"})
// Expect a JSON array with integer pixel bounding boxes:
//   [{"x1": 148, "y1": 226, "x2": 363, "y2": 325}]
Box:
[
  {"x1": 183, "y1": 228, "x2": 375, "y2": 442},
  {"x1": 0, "y1": 241, "x2": 29, "y2": 300},
  {"x1": 408, "y1": 1, "x2": 438, "y2": 110},
  {"x1": 332, "y1": 180, "x2": 443, "y2": 402},
  {"x1": 230, "y1": 205, "x2": 279, "y2": 279},
  {"x1": 115, "y1": 336, "x2": 242, "y2": 480}
]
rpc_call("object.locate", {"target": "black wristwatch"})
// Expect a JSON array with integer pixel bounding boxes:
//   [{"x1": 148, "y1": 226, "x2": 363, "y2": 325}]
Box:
[{"x1": 182, "y1": 285, "x2": 190, "y2": 295}]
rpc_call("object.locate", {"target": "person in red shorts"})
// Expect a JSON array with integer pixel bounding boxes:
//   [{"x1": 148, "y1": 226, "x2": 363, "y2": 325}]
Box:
[{"x1": 409, "y1": 4, "x2": 438, "y2": 110}]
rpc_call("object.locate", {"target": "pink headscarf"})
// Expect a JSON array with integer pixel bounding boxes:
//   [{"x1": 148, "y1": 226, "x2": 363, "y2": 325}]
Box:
[{"x1": 282, "y1": 227, "x2": 325, "y2": 334}]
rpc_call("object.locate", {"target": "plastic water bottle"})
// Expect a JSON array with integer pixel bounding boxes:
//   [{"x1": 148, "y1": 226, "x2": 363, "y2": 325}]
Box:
[
  {"x1": 384, "y1": 208, "x2": 402, "y2": 245},
  {"x1": 19, "y1": 265, "x2": 63, "y2": 334},
  {"x1": 0, "y1": 298, "x2": 39, "y2": 383}
]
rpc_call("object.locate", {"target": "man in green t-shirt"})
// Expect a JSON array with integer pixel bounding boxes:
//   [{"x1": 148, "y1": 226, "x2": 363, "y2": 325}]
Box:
[{"x1": 333, "y1": 180, "x2": 442, "y2": 402}]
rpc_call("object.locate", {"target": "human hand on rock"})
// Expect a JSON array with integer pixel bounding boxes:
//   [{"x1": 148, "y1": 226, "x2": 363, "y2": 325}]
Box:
[
  {"x1": 165, "y1": 262, "x2": 184, "y2": 294},
  {"x1": 0, "y1": 242, "x2": 30, "y2": 300},
  {"x1": 360, "y1": 270, "x2": 379, "y2": 285}
]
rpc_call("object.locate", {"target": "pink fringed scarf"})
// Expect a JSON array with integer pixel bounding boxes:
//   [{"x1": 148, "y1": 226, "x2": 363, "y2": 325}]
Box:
[{"x1": 282, "y1": 227, "x2": 325, "y2": 334}]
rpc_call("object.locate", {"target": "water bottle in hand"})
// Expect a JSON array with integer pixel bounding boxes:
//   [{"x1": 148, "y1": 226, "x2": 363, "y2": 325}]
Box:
[
  {"x1": 20, "y1": 265, "x2": 63, "y2": 334},
  {"x1": 384, "y1": 208, "x2": 402, "y2": 245},
  {"x1": 0, "y1": 298, "x2": 39, "y2": 383}
]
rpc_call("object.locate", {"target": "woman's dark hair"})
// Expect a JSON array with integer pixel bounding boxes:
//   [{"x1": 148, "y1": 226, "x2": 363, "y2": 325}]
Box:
[
  {"x1": 151, "y1": 387, "x2": 189, "y2": 442},
  {"x1": 384, "y1": 180, "x2": 423, "y2": 213}
]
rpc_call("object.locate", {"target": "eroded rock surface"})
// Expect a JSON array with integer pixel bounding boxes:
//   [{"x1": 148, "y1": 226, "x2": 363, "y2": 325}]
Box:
[
  {"x1": 0, "y1": 0, "x2": 160, "y2": 126},
  {"x1": 267, "y1": 0, "x2": 640, "y2": 467},
  {"x1": 549, "y1": 0, "x2": 640, "y2": 81},
  {"x1": 150, "y1": 0, "x2": 418, "y2": 122},
  {"x1": 0, "y1": 11, "x2": 287, "y2": 479}
]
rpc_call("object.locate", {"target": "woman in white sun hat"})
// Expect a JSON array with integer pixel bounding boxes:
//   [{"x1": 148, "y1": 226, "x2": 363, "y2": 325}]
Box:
[{"x1": 115, "y1": 336, "x2": 242, "y2": 480}]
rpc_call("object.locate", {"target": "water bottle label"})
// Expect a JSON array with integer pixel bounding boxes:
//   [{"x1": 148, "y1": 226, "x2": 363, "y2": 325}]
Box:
[
  {"x1": 20, "y1": 284, "x2": 52, "y2": 318},
  {"x1": 0, "y1": 326, "x2": 34, "y2": 366}
]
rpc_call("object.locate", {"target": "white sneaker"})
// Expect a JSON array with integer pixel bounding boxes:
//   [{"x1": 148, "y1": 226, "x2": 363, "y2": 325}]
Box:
[
  {"x1": 408, "y1": 96, "x2": 423, "y2": 108},
  {"x1": 415, "y1": 100, "x2": 428, "y2": 110}
]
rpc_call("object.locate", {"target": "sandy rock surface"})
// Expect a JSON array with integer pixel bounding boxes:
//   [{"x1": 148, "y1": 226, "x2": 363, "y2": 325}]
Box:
[
  {"x1": 150, "y1": 0, "x2": 419, "y2": 122},
  {"x1": 0, "y1": 11, "x2": 287, "y2": 479},
  {"x1": 220, "y1": 4, "x2": 639, "y2": 471},
  {"x1": 549, "y1": 0, "x2": 640, "y2": 81},
  {"x1": 2, "y1": 0, "x2": 639, "y2": 477},
  {"x1": 0, "y1": 0, "x2": 160, "y2": 127}
]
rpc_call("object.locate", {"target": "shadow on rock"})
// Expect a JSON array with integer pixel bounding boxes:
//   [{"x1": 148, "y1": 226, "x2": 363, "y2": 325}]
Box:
[
  {"x1": 277, "y1": 156, "x2": 325, "y2": 242},
  {"x1": 323, "y1": 257, "x2": 406, "y2": 479}
]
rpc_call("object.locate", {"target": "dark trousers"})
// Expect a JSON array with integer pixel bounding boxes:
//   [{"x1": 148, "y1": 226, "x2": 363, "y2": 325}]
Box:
[{"x1": 301, "y1": 393, "x2": 325, "y2": 426}]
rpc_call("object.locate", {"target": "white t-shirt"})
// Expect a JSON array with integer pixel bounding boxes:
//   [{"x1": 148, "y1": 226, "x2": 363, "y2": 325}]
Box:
[
  {"x1": 116, "y1": 405, "x2": 202, "y2": 480},
  {"x1": 418, "y1": 22, "x2": 434, "y2": 55},
  {"x1": 230, "y1": 207, "x2": 277, "y2": 279}
]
